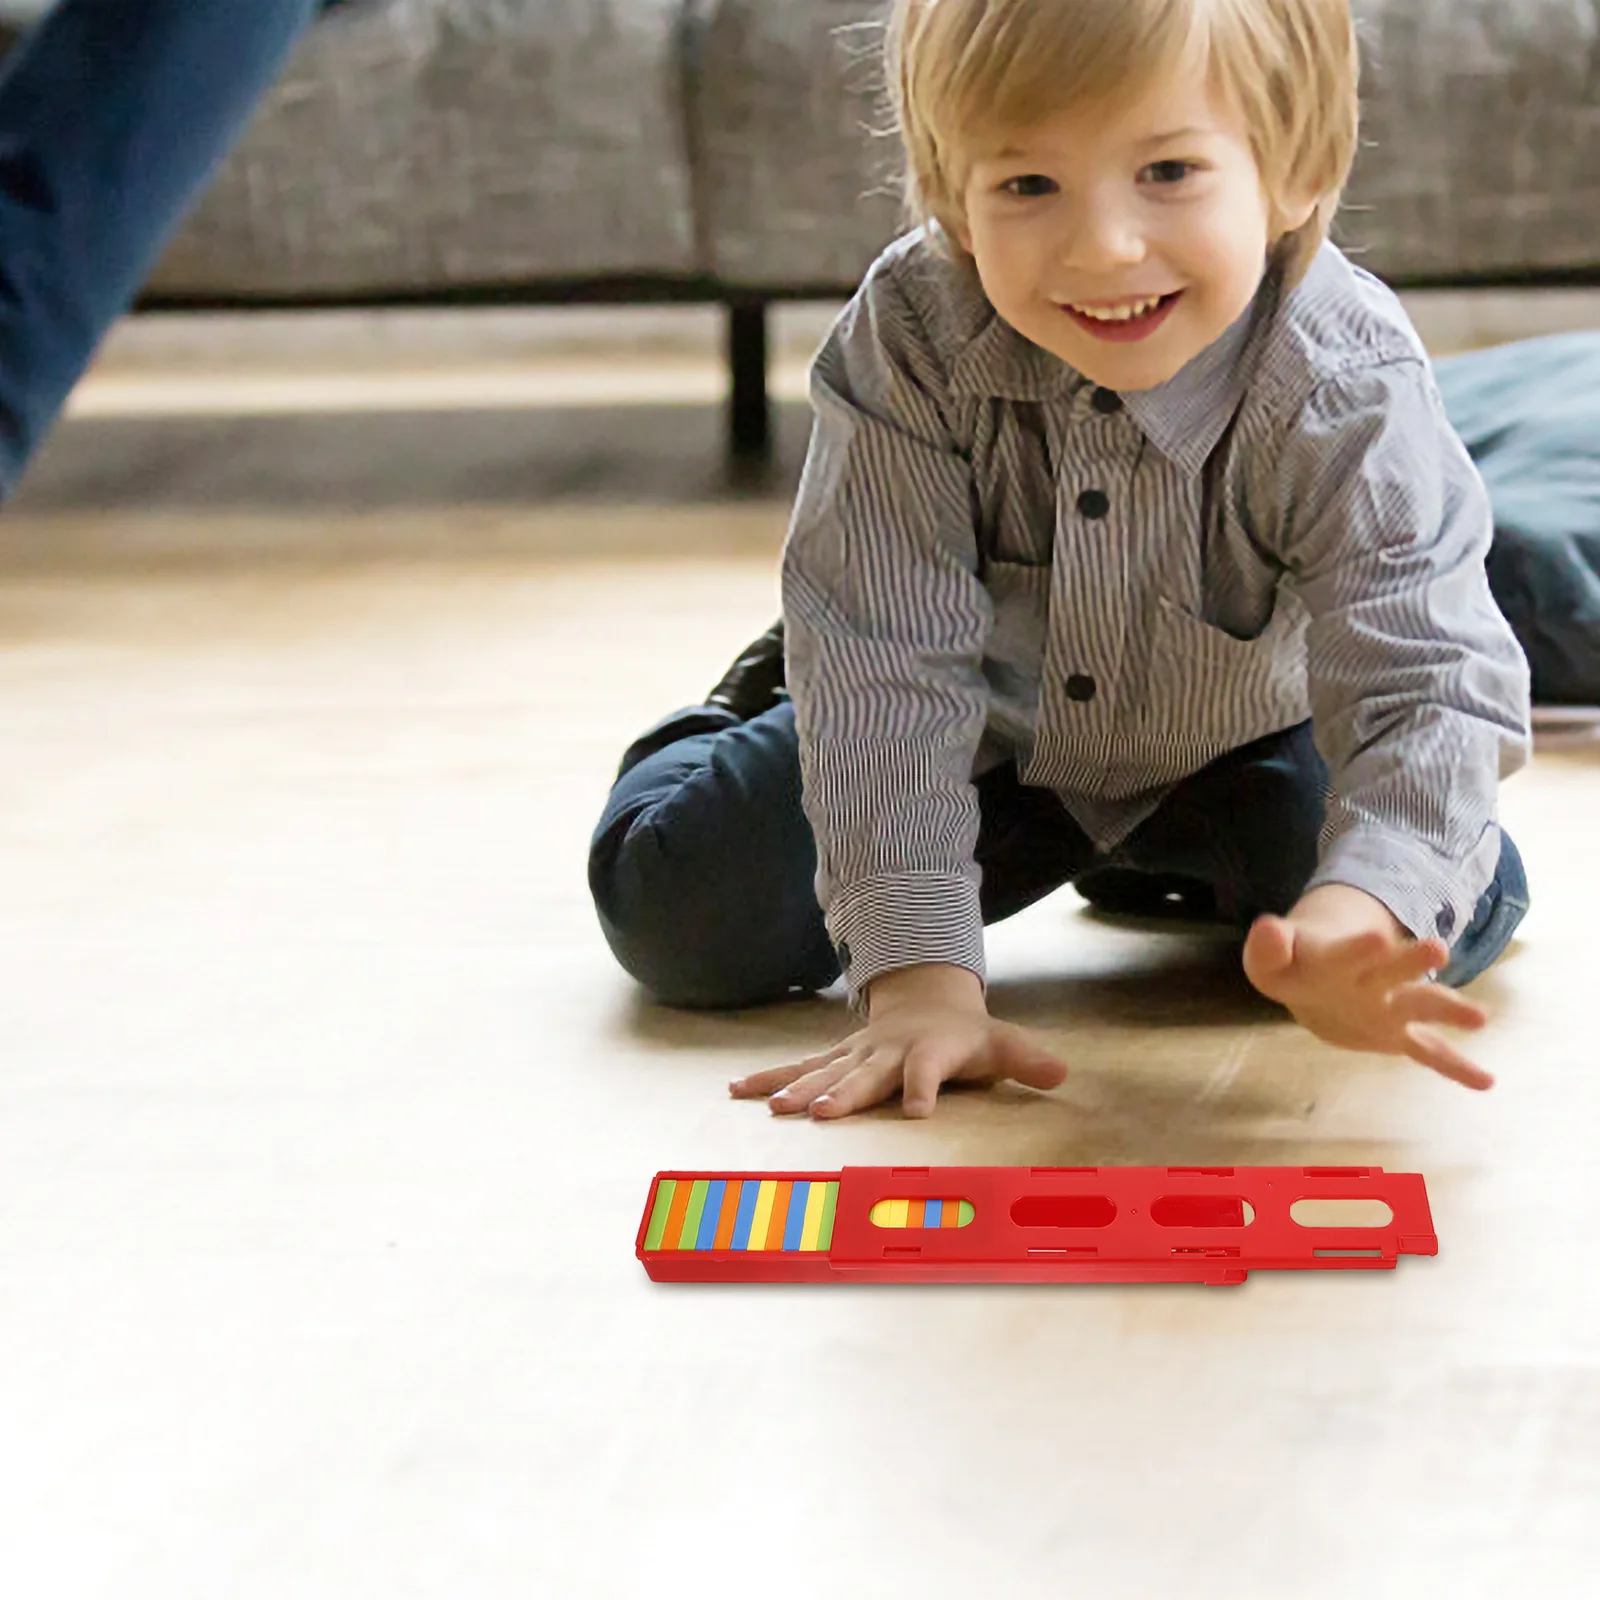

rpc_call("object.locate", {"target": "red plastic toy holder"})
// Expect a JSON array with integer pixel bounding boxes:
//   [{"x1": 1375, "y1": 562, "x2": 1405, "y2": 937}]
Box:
[{"x1": 637, "y1": 1165, "x2": 1437, "y2": 1286}]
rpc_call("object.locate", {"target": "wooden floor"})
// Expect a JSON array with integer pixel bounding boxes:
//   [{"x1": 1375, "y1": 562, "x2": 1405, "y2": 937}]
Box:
[{"x1": 0, "y1": 511, "x2": 1595, "y2": 1598}]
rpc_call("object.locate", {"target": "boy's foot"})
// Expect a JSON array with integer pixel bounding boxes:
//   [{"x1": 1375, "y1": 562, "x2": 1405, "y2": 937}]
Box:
[
  {"x1": 1074, "y1": 866, "x2": 1219, "y2": 922},
  {"x1": 706, "y1": 621, "x2": 788, "y2": 720}
]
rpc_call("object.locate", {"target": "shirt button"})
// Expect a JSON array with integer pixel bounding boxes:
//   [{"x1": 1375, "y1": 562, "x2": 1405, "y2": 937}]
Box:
[
  {"x1": 1077, "y1": 488, "x2": 1110, "y2": 519},
  {"x1": 1066, "y1": 674, "x2": 1097, "y2": 702},
  {"x1": 1091, "y1": 387, "x2": 1123, "y2": 415},
  {"x1": 1435, "y1": 905, "x2": 1456, "y2": 939}
]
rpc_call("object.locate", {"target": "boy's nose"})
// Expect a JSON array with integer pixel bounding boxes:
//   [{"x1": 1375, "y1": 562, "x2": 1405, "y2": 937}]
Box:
[{"x1": 1058, "y1": 208, "x2": 1146, "y2": 272}]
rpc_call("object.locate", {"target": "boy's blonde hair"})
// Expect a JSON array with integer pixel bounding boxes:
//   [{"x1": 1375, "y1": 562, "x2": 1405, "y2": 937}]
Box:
[{"x1": 887, "y1": 0, "x2": 1359, "y2": 285}]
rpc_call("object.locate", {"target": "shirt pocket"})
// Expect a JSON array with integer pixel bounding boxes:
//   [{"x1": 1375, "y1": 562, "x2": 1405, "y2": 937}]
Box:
[
  {"x1": 984, "y1": 558, "x2": 1052, "y2": 705},
  {"x1": 1150, "y1": 592, "x2": 1308, "y2": 730}
]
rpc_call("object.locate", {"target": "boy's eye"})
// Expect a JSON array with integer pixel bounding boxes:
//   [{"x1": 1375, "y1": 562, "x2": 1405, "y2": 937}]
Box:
[
  {"x1": 1001, "y1": 174, "x2": 1058, "y2": 199},
  {"x1": 1142, "y1": 159, "x2": 1197, "y2": 186}
]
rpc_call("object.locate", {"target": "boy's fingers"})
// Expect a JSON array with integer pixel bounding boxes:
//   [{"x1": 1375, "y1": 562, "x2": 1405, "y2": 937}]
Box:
[
  {"x1": 1404, "y1": 1023, "x2": 1494, "y2": 1090},
  {"x1": 731, "y1": 1044, "x2": 848, "y2": 1098},
  {"x1": 729, "y1": 1063, "x2": 808, "y2": 1098},
  {"x1": 1251, "y1": 923, "x2": 1412, "y2": 1007},
  {"x1": 811, "y1": 1049, "x2": 906, "y2": 1120},
  {"x1": 767, "y1": 1056, "x2": 857, "y2": 1115},
  {"x1": 1334, "y1": 929, "x2": 1394, "y2": 976},
  {"x1": 993, "y1": 1028, "x2": 1069, "y2": 1091},
  {"x1": 1366, "y1": 937, "x2": 1449, "y2": 989},
  {"x1": 1242, "y1": 915, "x2": 1296, "y2": 989},
  {"x1": 901, "y1": 1037, "x2": 971, "y2": 1117},
  {"x1": 1398, "y1": 983, "x2": 1488, "y2": 1033}
]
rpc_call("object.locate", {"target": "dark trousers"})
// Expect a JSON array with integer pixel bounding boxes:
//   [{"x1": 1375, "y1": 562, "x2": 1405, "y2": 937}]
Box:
[
  {"x1": 589, "y1": 702, "x2": 1528, "y2": 1008},
  {"x1": 0, "y1": 0, "x2": 341, "y2": 495}
]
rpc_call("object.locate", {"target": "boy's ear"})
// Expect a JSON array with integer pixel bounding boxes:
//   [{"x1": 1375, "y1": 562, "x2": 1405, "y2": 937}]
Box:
[{"x1": 1275, "y1": 188, "x2": 1319, "y2": 235}]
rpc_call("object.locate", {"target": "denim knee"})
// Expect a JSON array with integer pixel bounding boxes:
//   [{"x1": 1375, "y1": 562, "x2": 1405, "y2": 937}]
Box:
[
  {"x1": 588, "y1": 804, "x2": 754, "y2": 1008},
  {"x1": 1118, "y1": 722, "x2": 1326, "y2": 923},
  {"x1": 587, "y1": 710, "x2": 838, "y2": 1009},
  {"x1": 1438, "y1": 828, "x2": 1530, "y2": 988}
]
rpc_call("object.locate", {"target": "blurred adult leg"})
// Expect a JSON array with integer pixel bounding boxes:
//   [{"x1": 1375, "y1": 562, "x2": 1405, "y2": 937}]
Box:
[{"x1": 0, "y1": 0, "x2": 336, "y2": 495}]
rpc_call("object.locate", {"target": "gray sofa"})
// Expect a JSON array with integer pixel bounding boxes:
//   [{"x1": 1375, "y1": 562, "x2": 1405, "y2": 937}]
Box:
[{"x1": 9, "y1": 0, "x2": 1600, "y2": 458}]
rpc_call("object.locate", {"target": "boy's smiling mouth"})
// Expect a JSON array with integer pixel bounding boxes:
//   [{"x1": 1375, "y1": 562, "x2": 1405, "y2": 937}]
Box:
[{"x1": 1055, "y1": 290, "x2": 1185, "y2": 342}]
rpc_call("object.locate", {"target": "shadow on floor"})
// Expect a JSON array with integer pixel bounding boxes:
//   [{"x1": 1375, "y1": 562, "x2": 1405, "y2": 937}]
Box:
[
  {"x1": 621, "y1": 925, "x2": 1272, "y2": 1052},
  {"x1": 607, "y1": 913, "x2": 1462, "y2": 1163}
]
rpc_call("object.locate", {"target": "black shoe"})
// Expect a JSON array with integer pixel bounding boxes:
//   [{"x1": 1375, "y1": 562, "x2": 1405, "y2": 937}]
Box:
[
  {"x1": 1074, "y1": 866, "x2": 1220, "y2": 923},
  {"x1": 705, "y1": 620, "x2": 788, "y2": 720}
]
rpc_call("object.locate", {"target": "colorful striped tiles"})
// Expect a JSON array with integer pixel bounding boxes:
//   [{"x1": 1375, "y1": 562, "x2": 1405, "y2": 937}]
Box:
[
  {"x1": 869, "y1": 1198, "x2": 975, "y2": 1229},
  {"x1": 643, "y1": 1177, "x2": 840, "y2": 1253}
]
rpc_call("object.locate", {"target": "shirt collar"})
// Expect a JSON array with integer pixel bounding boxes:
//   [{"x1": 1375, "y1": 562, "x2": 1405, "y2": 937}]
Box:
[
  {"x1": 948, "y1": 257, "x2": 1285, "y2": 477},
  {"x1": 1119, "y1": 291, "x2": 1265, "y2": 476},
  {"x1": 948, "y1": 310, "x2": 1086, "y2": 402}
]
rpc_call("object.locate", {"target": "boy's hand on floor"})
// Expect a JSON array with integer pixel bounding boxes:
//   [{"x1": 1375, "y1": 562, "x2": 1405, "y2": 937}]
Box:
[
  {"x1": 729, "y1": 963, "x2": 1068, "y2": 1120},
  {"x1": 1241, "y1": 883, "x2": 1493, "y2": 1090}
]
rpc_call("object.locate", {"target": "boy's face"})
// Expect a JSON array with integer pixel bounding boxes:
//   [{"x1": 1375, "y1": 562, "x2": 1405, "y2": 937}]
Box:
[{"x1": 956, "y1": 60, "x2": 1314, "y2": 391}]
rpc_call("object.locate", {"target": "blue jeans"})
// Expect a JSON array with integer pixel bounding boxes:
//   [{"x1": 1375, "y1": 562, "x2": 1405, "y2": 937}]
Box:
[
  {"x1": 0, "y1": 0, "x2": 339, "y2": 496},
  {"x1": 589, "y1": 702, "x2": 1529, "y2": 1008}
]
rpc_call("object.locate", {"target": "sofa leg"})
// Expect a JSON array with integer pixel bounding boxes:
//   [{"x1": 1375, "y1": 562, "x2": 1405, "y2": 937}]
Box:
[{"x1": 725, "y1": 301, "x2": 771, "y2": 465}]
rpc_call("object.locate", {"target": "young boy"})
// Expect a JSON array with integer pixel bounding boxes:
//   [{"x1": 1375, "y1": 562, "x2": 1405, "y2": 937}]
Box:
[{"x1": 588, "y1": 0, "x2": 1531, "y2": 1118}]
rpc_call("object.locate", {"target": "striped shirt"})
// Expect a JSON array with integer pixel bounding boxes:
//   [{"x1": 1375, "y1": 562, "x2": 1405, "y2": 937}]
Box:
[{"x1": 781, "y1": 229, "x2": 1531, "y2": 1003}]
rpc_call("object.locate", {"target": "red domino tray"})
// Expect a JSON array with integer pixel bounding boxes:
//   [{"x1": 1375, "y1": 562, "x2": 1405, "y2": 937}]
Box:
[{"x1": 637, "y1": 1165, "x2": 1437, "y2": 1286}]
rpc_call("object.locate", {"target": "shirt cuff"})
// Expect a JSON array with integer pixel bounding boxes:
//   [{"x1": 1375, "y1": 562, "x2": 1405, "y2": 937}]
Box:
[
  {"x1": 825, "y1": 872, "x2": 986, "y2": 1010},
  {"x1": 1305, "y1": 822, "x2": 1501, "y2": 947}
]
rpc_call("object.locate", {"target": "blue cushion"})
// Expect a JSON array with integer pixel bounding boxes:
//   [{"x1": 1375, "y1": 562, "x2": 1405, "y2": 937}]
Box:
[{"x1": 1437, "y1": 334, "x2": 1600, "y2": 704}]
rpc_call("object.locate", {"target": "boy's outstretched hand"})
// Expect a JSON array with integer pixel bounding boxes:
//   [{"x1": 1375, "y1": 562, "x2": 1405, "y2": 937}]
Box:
[
  {"x1": 1242, "y1": 883, "x2": 1493, "y2": 1090},
  {"x1": 729, "y1": 964, "x2": 1068, "y2": 1120}
]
